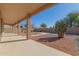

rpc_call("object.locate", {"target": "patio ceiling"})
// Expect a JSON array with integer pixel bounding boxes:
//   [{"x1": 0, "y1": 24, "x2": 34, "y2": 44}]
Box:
[{"x1": 0, "y1": 3, "x2": 56, "y2": 25}]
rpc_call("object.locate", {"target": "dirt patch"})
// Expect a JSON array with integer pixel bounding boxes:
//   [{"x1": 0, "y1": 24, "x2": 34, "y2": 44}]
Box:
[{"x1": 31, "y1": 33, "x2": 77, "y2": 56}]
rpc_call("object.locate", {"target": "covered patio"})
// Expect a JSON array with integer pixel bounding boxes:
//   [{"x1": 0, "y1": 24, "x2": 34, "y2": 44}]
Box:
[{"x1": 0, "y1": 3, "x2": 56, "y2": 41}]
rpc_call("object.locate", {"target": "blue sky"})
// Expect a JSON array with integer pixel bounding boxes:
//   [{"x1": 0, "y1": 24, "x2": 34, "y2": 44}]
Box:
[{"x1": 22, "y1": 3, "x2": 79, "y2": 28}]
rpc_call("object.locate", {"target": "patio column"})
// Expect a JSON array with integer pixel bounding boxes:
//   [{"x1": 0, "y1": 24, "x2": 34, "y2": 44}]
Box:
[
  {"x1": 0, "y1": 18, "x2": 3, "y2": 41},
  {"x1": 19, "y1": 22, "x2": 21, "y2": 34},
  {"x1": 0, "y1": 19, "x2": 1, "y2": 33},
  {"x1": 14, "y1": 24, "x2": 17, "y2": 34},
  {"x1": 0, "y1": 19, "x2": 2, "y2": 33},
  {"x1": 12, "y1": 25, "x2": 14, "y2": 33},
  {"x1": 0, "y1": 19, "x2": 3, "y2": 33},
  {"x1": 26, "y1": 14, "x2": 31, "y2": 40},
  {"x1": 17, "y1": 24, "x2": 19, "y2": 34},
  {"x1": 17, "y1": 22, "x2": 21, "y2": 35}
]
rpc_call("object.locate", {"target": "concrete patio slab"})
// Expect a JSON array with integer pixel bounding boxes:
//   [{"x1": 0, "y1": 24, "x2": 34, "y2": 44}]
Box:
[
  {"x1": 1, "y1": 32, "x2": 49, "y2": 41},
  {"x1": 1, "y1": 32, "x2": 26, "y2": 41},
  {"x1": 0, "y1": 33, "x2": 71, "y2": 56}
]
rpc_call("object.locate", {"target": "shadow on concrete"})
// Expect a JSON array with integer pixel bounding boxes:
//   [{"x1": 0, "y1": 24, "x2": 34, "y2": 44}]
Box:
[
  {"x1": 37, "y1": 37, "x2": 60, "y2": 42},
  {"x1": 0, "y1": 39, "x2": 27, "y2": 43}
]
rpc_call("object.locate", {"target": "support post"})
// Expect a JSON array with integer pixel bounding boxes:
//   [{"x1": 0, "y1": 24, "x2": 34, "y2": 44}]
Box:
[
  {"x1": 0, "y1": 11, "x2": 3, "y2": 42},
  {"x1": 17, "y1": 24, "x2": 19, "y2": 35},
  {"x1": 11, "y1": 25, "x2": 14, "y2": 33},
  {"x1": 0, "y1": 18, "x2": 3, "y2": 42},
  {"x1": 26, "y1": 14, "x2": 31, "y2": 40},
  {"x1": 18, "y1": 22, "x2": 21, "y2": 35},
  {"x1": 17, "y1": 22, "x2": 21, "y2": 35}
]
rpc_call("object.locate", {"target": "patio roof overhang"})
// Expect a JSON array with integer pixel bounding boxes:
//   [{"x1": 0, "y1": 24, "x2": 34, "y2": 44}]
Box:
[{"x1": 0, "y1": 3, "x2": 57, "y2": 25}]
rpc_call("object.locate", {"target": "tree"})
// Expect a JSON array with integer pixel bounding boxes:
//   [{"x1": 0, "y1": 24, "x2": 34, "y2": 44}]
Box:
[
  {"x1": 75, "y1": 16, "x2": 79, "y2": 27},
  {"x1": 54, "y1": 20, "x2": 68, "y2": 38},
  {"x1": 40, "y1": 23, "x2": 47, "y2": 32},
  {"x1": 40, "y1": 23, "x2": 47, "y2": 28},
  {"x1": 65, "y1": 12, "x2": 79, "y2": 27}
]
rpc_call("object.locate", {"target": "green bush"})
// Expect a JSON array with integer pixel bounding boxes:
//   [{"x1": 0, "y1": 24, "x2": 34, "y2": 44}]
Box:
[
  {"x1": 55, "y1": 20, "x2": 68, "y2": 33},
  {"x1": 54, "y1": 20, "x2": 68, "y2": 38}
]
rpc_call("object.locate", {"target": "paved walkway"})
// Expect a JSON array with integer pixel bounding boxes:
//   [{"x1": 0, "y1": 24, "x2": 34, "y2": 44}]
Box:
[{"x1": 0, "y1": 32, "x2": 71, "y2": 56}]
